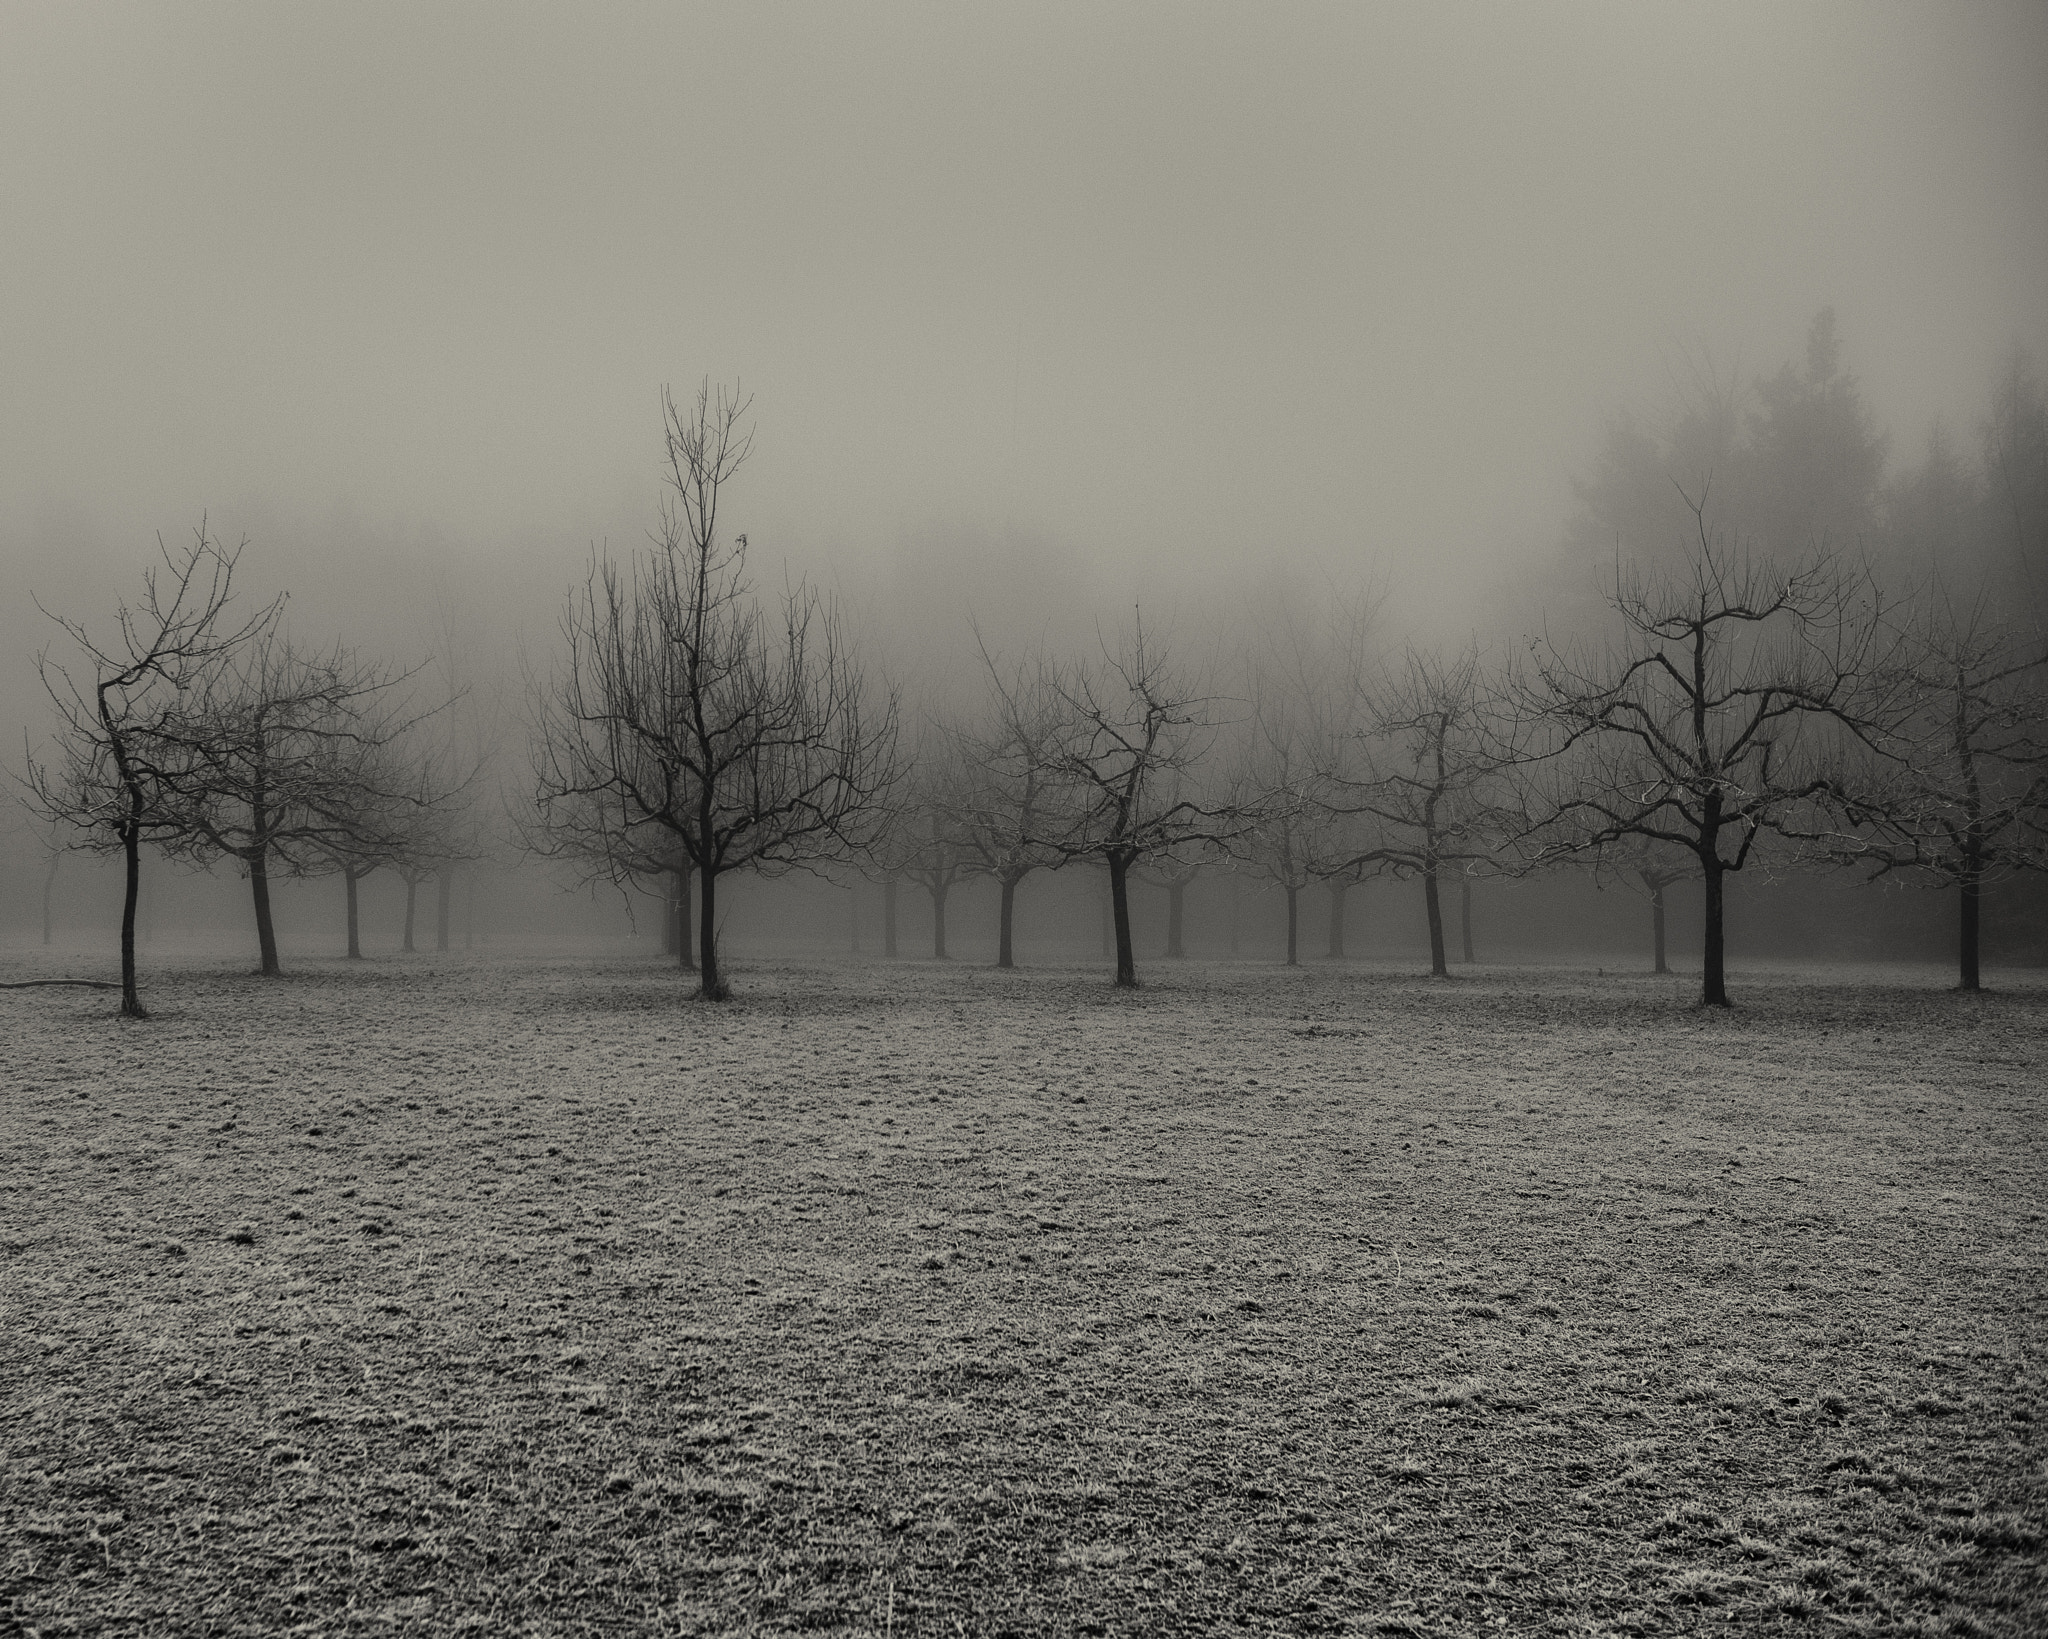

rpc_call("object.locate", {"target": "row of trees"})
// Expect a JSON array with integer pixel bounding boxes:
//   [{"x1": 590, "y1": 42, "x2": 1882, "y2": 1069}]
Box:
[
  {"x1": 26, "y1": 347, "x2": 2047, "y2": 1015},
  {"x1": 25, "y1": 531, "x2": 476, "y2": 1015},
  {"x1": 522, "y1": 387, "x2": 2043, "y2": 1008}
]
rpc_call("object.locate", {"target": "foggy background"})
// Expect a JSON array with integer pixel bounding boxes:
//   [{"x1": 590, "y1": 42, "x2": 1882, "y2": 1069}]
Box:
[{"x1": 5, "y1": 1, "x2": 2044, "y2": 969}]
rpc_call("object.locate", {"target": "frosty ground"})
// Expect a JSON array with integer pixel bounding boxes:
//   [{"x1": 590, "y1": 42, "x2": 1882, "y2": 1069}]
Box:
[{"x1": 3, "y1": 951, "x2": 2042, "y2": 1636}]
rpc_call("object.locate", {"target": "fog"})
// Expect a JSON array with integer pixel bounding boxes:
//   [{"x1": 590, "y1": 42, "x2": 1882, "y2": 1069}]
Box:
[{"x1": 5, "y1": 2, "x2": 2045, "y2": 965}]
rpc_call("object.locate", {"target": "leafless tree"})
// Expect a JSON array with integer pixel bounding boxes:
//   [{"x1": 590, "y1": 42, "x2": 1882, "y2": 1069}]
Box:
[
  {"x1": 1521, "y1": 495, "x2": 1893, "y2": 1006},
  {"x1": 150, "y1": 633, "x2": 442, "y2": 976},
  {"x1": 25, "y1": 526, "x2": 280, "y2": 1015},
  {"x1": 1032, "y1": 618, "x2": 1239, "y2": 988},
  {"x1": 1325, "y1": 644, "x2": 1515, "y2": 978},
  {"x1": 950, "y1": 651, "x2": 1066, "y2": 968},
  {"x1": 531, "y1": 383, "x2": 899, "y2": 1000},
  {"x1": 1834, "y1": 597, "x2": 2046, "y2": 990}
]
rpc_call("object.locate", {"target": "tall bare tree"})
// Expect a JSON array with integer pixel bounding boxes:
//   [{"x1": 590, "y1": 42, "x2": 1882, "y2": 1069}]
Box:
[
  {"x1": 26, "y1": 526, "x2": 280, "y2": 1015},
  {"x1": 531, "y1": 383, "x2": 899, "y2": 1000},
  {"x1": 1522, "y1": 497, "x2": 1892, "y2": 1006}
]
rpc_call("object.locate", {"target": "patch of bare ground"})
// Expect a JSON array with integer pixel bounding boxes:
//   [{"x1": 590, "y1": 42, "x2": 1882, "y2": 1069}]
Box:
[{"x1": 3, "y1": 952, "x2": 2042, "y2": 1635}]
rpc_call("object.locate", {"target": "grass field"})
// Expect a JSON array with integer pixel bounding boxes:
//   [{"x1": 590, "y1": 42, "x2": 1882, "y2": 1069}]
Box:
[{"x1": 4, "y1": 951, "x2": 2043, "y2": 1636}]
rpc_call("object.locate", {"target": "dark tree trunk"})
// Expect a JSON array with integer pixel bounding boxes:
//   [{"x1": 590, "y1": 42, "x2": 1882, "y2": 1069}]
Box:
[
  {"x1": 998, "y1": 875, "x2": 1017, "y2": 968},
  {"x1": 435, "y1": 868, "x2": 453, "y2": 952},
  {"x1": 1700, "y1": 855, "x2": 1729, "y2": 1007},
  {"x1": 1650, "y1": 881, "x2": 1669, "y2": 974},
  {"x1": 1327, "y1": 879, "x2": 1348, "y2": 959},
  {"x1": 698, "y1": 864, "x2": 722, "y2": 999},
  {"x1": 1166, "y1": 880, "x2": 1186, "y2": 958},
  {"x1": 1108, "y1": 852, "x2": 1138, "y2": 988},
  {"x1": 250, "y1": 848, "x2": 282, "y2": 976},
  {"x1": 1423, "y1": 862, "x2": 1447, "y2": 977},
  {"x1": 1459, "y1": 877, "x2": 1474, "y2": 964},
  {"x1": 119, "y1": 803, "x2": 145, "y2": 1017},
  {"x1": 345, "y1": 867, "x2": 364, "y2": 959},
  {"x1": 883, "y1": 872, "x2": 899, "y2": 959},
  {"x1": 930, "y1": 882, "x2": 950, "y2": 959},
  {"x1": 1958, "y1": 857, "x2": 1982, "y2": 992},
  {"x1": 1284, "y1": 884, "x2": 1299, "y2": 966},
  {"x1": 403, "y1": 877, "x2": 418, "y2": 952}
]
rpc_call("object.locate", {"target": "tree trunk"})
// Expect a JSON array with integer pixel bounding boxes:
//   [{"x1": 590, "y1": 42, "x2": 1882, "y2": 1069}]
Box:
[
  {"x1": 1650, "y1": 881, "x2": 1669, "y2": 974},
  {"x1": 1958, "y1": 857, "x2": 1982, "y2": 992},
  {"x1": 1284, "y1": 884, "x2": 1299, "y2": 966},
  {"x1": 250, "y1": 848, "x2": 282, "y2": 976},
  {"x1": 998, "y1": 876, "x2": 1017, "y2": 968},
  {"x1": 119, "y1": 805, "x2": 145, "y2": 1017},
  {"x1": 345, "y1": 867, "x2": 363, "y2": 959},
  {"x1": 42, "y1": 850, "x2": 58, "y2": 947},
  {"x1": 883, "y1": 872, "x2": 899, "y2": 959},
  {"x1": 1423, "y1": 863, "x2": 1447, "y2": 977},
  {"x1": 1700, "y1": 855, "x2": 1729, "y2": 1007},
  {"x1": 698, "y1": 865, "x2": 722, "y2": 999},
  {"x1": 436, "y1": 867, "x2": 453, "y2": 952},
  {"x1": 1166, "y1": 880, "x2": 1186, "y2": 958},
  {"x1": 931, "y1": 881, "x2": 950, "y2": 959},
  {"x1": 1327, "y1": 879, "x2": 1348, "y2": 959},
  {"x1": 403, "y1": 878, "x2": 418, "y2": 953},
  {"x1": 1459, "y1": 876, "x2": 1474, "y2": 964},
  {"x1": 1108, "y1": 853, "x2": 1138, "y2": 988}
]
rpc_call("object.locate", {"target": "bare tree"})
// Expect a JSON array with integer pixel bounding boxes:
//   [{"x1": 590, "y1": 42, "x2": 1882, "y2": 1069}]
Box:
[
  {"x1": 531, "y1": 383, "x2": 899, "y2": 1000},
  {"x1": 1032, "y1": 618, "x2": 1238, "y2": 989},
  {"x1": 1837, "y1": 598, "x2": 2046, "y2": 990},
  {"x1": 950, "y1": 653, "x2": 1065, "y2": 967},
  {"x1": 1522, "y1": 497, "x2": 1892, "y2": 1006},
  {"x1": 1325, "y1": 644, "x2": 1513, "y2": 978},
  {"x1": 25, "y1": 526, "x2": 280, "y2": 1015},
  {"x1": 150, "y1": 633, "x2": 440, "y2": 976}
]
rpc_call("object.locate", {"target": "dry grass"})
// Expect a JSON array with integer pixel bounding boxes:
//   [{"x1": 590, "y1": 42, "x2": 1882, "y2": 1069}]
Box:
[{"x1": 3, "y1": 951, "x2": 2043, "y2": 1635}]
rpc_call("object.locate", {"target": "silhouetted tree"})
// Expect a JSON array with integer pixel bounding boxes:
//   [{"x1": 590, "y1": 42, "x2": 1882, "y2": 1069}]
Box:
[
  {"x1": 26, "y1": 526, "x2": 279, "y2": 1014},
  {"x1": 949, "y1": 657, "x2": 1065, "y2": 967},
  {"x1": 1523, "y1": 498, "x2": 1892, "y2": 1006},
  {"x1": 1838, "y1": 598, "x2": 2046, "y2": 990},
  {"x1": 153, "y1": 633, "x2": 438, "y2": 976},
  {"x1": 531, "y1": 383, "x2": 899, "y2": 1000},
  {"x1": 1033, "y1": 619, "x2": 1238, "y2": 988},
  {"x1": 1326, "y1": 644, "x2": 1514, "y2": 978}
]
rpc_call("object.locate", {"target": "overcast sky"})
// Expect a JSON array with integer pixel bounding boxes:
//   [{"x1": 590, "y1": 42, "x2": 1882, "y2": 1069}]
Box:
[{"x1": 4, "y1": 1, "x2": 2044, "y2": 648}]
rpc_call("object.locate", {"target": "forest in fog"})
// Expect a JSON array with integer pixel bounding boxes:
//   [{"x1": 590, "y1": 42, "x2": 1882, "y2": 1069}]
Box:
[{"x1": 9, "y1": 309, "x2": 2045, "y2": 1011}]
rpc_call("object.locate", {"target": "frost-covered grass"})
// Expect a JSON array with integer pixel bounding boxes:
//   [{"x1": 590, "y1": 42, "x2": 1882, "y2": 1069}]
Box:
[{"x1": 4, "y1": 952, "x2": 2043, "y2": 1636}]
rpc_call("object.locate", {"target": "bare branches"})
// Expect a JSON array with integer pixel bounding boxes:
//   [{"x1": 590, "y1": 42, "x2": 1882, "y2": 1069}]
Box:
[
  {"x1": 24, "y1": 524, "x2": 280, "y2": 1014},
  {"x1": 1520, "y1": 498, "x2": 1894, "y2": 1004},
  {"x1": 531, "y1": 383, "x2": 900, "y2": 999}
]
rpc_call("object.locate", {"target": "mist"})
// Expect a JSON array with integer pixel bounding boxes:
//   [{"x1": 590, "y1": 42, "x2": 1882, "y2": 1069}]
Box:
[{"x1": 5, "y1": 2, "x2": 2045, "y2": 964}]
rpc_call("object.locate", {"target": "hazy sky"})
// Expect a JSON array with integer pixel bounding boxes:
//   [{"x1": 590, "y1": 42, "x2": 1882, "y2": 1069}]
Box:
[{"x1": 4, "y1": 1, "x2": 2045, "y2": 650}]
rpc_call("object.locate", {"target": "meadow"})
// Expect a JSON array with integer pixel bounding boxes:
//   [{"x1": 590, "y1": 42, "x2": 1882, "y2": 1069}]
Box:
[{"x1": 3, "y1": 950, "x2": 2042, "y2": 1636}]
